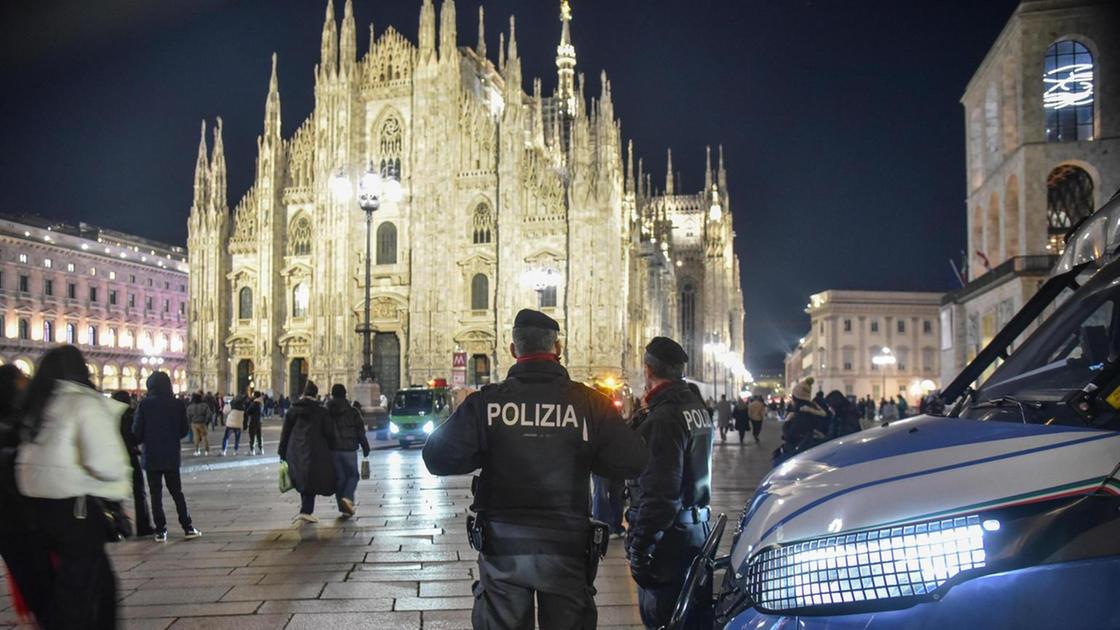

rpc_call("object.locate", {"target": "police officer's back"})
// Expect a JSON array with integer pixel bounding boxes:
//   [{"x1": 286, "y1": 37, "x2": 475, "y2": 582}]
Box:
[
  {"x1": 423, "y1": 309, "x2": 648, "y2": 630},
  {"x1": 626, "y1": 337, "x2": 714, "y2": 629}
]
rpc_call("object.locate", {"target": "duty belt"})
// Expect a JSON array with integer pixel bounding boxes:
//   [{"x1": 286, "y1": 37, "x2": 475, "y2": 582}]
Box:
[
  {"x1": 469, "y1": 517, "x2": 592, "y2": 557},
  {"x1": 676, "y1": 506, "x2": 711, "y2": 525}
]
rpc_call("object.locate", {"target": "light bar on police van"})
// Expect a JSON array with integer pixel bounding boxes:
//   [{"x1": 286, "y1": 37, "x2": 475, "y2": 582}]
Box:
[{"x1": 746, "y1": 515, "x2": 989, "y2": 613}]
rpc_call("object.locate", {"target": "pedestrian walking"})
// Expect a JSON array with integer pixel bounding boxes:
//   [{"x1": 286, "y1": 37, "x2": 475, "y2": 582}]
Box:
[
  {"x1": 423, "y1": 309, "x2": 648, "y2": 629},
  {"x1": 881, "y1": 398, "x2": 900, "y2": 422},
  {"x1": 325, "y1": 384, "x2": 370, "y2": 517},
  {"x1": 733, "y1": 397, "x2": 750, "y2": 444},
  {"x1": 221, "y1": 394, "x2": 244, "y2": 455},
  {"x1": 245, "y1": 390, "x2": 264, "y2": 455},
  {"x1": 716, "y1": 395, "x2": 732, "y2": 443},
  {"x1": 626, "y1": 337, "x2": 714, "y2": 629},
  {"x1": 747, "y1": 396, "x2": 766, "y2": 443},
  {"x1": 133, "y1": 371, "x2": 202, "y2": 542},
  {"x1": 278, "y1": 381, "x2": 336, "y2": 524},
  {"x1": 0, "y1": 364, "x2": 52, "y2": 626},
  {"x1": 112, "y1": 390, "x2": 156, "y2": 536},
  {"x1": 186, "y1": 392, "x2": 211, "y2": 456},
  {"x1": 15, "y1": 345, "x2": 130, "y2": 629}
]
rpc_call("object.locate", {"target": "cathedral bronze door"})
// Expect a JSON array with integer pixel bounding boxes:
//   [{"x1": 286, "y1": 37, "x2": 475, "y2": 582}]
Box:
[
  {"x1": 236, "y1": 359, "x2": 254, "y2": 395},
  {"x1": 289, "y1": 358, "x2": 308, "y2": 398},
  {"x1": 373, "y1": 332, "x2": 400, "y2": 398}
]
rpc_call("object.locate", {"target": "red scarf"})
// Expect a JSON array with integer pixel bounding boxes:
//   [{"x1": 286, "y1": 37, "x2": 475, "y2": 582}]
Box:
[
  {"x1": 516, "y1": 352, "x2": 561, "y2": 364},
  {"x1": 643, "y1": 380, "x2": 673, "y2": 405}
]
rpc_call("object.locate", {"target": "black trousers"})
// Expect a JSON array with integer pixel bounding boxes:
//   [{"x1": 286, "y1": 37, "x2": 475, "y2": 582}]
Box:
[
  {"x1": 0, "y1": 497, "x2": 52, "y2": 623},
  {"x1": 146, "y1": 469, "x2": 192, "y2": 532},
  {"x1": 247, "y1": 418, "x2": 263, "y2": 451},
  {"x1": 637, "y1": 522, "x2": 712, "y2": 630},
  {"x1": 473, "y1": 553, "x2": 596, "y2": 630},
  {"x1": 129, "y1": 453, "x2": 154, "y2": 534},
  {"x1": 750, "y1": 420, "x2": 763, "y2": 441},
  {"x1": 29, "y1": 498, "x2": 117, "y2": 630}
]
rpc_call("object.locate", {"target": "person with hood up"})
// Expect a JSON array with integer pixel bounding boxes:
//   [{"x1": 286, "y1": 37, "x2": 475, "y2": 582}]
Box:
[
  {"x1": 278, "y1": 381, "x2": 336, "y2": 523},
  {"x1": 113, "y1": 390, "x2": 156, "y2": 537},
  {"x1": 15, "y1": 345, "x2": 130, "y2": 629},
  {"x1": 133, "y1": 371, "x2": 202, "y2": 542},
  {"x1": 325, "y1": 384, "x2": 370, "y2": 517},
  {"x1": 186, "y1": 392, "x2": 211, "y2": 456},
  {"x1": 776, "y1": 378, "x2": 829, "y2": 463}
]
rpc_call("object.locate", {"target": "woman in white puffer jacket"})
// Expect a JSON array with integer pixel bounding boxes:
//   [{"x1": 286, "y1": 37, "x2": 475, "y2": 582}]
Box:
[{"x1": 15, "y1": 345, "x2": 130, "y2": 630}]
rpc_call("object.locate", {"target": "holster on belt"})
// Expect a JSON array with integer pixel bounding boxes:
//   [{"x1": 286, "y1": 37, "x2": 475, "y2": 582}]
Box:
[{"x1": 465, "y1": 514, "x2": 610, "y2": 586}]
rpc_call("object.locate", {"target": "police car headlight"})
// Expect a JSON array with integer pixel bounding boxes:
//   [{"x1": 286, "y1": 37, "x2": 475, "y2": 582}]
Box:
[
  {"x1": 422, "y1": 420, "x2": 435, "y2": 434},
  {"x1": 746, "y1": 515, "x2": 989, "y2": 614},
  {"x1": 389, "y1": 422, "x2": 400, "y2": 435}
]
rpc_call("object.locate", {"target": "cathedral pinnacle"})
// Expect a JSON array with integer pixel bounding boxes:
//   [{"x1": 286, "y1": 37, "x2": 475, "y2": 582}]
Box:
[
  {"x1": 477, "y1": 6, "x2": 486, "y2": 58},
  {"x1": 705, "y1": 145, "x2": 712, "y2": 190},
  {"x1": 718, "y1": 144, "x2": 728, "y2": 192},
  {"x1": 665, "y1": 148, "x2": 674, "y2": 195},
  {"x1": 438, "y1": 0, "x2": 457, "y2": 62},
  {"x1": 210, "y1": 117, "x2": 228, "y2": 213},
  {"x1": 192, "y1": 120, "x2": 209, "y2": 211},
  {"x1": 320, "y1": 0, "x2": 338, "y2": 77},
  {"x1": 419, "y1": 0, "x2": 436, "y2": 61},
  {"x1": 556, "y1": 0, "x2": 577, "y2": 116},
  {"x1": 264, "y1": 53, "x2": 282, "y2": 140},
  {"x1": 339, "y1": 0, "x2": 356, "y2": 75}
]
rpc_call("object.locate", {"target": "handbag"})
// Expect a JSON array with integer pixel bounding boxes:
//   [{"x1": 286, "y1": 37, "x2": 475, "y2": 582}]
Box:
[
  {"x1": 84, "y1": 496, "x2": 133, "y2": 542},
  {"x1": 279, "y1": 460, "x2": 294, "y2": 493},
  {"x1": 225, "y1": 407, "x2": 245, "y2": 430},
  {"x1": 360, "y1": 458, "x2": 370, "y2": 480}
]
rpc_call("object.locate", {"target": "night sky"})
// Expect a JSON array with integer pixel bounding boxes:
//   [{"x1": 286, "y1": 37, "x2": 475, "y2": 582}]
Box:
[{"x1": 0, "y1": 0, "x2": 1020, "y2": 372}]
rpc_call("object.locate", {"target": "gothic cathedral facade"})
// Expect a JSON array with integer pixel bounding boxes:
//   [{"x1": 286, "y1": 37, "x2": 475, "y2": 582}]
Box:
[{"x1": 187, "y1": 0, "x2": 746, "y2": 399}]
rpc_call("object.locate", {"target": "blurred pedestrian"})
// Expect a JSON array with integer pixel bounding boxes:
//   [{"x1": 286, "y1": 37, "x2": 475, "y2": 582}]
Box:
[
  {"x1": 221, "y1": 393, "x2": 244, "y2": 455},
  {"x1": 880, "y1": 398, "x2": 899, "y2": 422},
  {"x1": 246, "y1": 390, "x2": 263, "y2": 455},
  {"x1": 278, "y1": 381, "x2": 336, "y2": 524},
  {"x1": 15, "y1": 345, "x2": 130, "y2": 629},
  {"x1": 325, "y1": 384, "x2": 370, "y2": 517},
  {"x1": 112, "y1": 390, "x2": 155, "y2": 536},
  {"x1": 186, "y1": 392, "x2": 211, "y2": 456},
  {"x1": 133, "y1": 371, "x2": 202, "y2": 542},
  {"x1": 747, "y1": 396, "x2": 766, "y2": 443},
  {"x1": 0, "y1": 364, "x2": 52, "y2": 625},
  {"x1": 716, "y1": 395, "x2": 732, "y2": 443},
  {"x1": 732, "y1": 397, "x2": 750, "y2": 444}
]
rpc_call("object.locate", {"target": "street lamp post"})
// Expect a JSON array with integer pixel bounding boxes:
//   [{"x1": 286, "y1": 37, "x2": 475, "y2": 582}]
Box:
[
  {"x1": 872, "y1": 347, "x2": 896, "y2": 400},
  {"x1": 332, "y1": 162, "x2": 402, "y2": 391}
]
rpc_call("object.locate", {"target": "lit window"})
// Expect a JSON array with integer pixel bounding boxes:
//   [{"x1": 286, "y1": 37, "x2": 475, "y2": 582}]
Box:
[
  {"x1": 89, "y1": 267, "x2": 96, "y2": 276},
  {"x1": 293, "y1": 283, "x2": 309, "y2": 318},
  {"x1": 1044, "y1": 40, "x2": 1094, "y2": 142},
  {"x1": 43, "y1": 321, "x2": 54, "y2": 343},
  {"x1": 18, "y1": 254, "x2": 27, "y2": 264},
  {"x1": 109, "y1": 271, "x2": 116, "y2": 280},
  {"x1": 87, "y1": 326, "x2": 98, "y2": 346},
  {"x1": 44, "y1": 258, "x2": 52, "y2": 269},
  {"x1": 65, "y1": 323, "x2": 76, "y2": 344},
  {"x1": 67, "y1": 263, "x2": 75, "y2": 273}
]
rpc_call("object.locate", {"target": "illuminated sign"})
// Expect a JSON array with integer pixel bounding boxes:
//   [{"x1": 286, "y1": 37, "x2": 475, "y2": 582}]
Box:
[{"x1": 1043, "y1": 63, "x2": 1093, "y2": 110}]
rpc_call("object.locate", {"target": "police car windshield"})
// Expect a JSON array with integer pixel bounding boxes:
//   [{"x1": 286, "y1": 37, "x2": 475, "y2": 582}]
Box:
[
  {"x1": 976, "y1": 263, "x2": 1120, "y2": 405},
  {"x1": 393, "y1": 390, "x2": 434, "y2": 415}
]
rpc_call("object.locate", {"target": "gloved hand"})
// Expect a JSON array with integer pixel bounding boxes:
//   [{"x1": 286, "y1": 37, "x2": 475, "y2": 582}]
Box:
[{"x1": 628, "y1": 546, "x2": 661, "y2": 589}]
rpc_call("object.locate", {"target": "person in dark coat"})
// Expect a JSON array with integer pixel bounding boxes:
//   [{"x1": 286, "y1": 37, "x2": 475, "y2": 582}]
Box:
[
  {"x1": 245, "y1": 390, "x2": 264, "y2": 455},
  {"x1": 732, "y1": 398, "x2": 750, "y2": 443},
  {"x1": 0, "y1": 364, "x2": 52, "y2": 625},
  {"x1": 325, "y1": 384, "x2": 370, "y2": 517},
  {"x1": 133, "y1": 371, "x2": 201, "y2": 542},
  {"x1": 112, "y1": 390, "x2": 155, "y2": 536},
  {"x1": 278, "y1": 381, "x2": 336, "y2": 524}
]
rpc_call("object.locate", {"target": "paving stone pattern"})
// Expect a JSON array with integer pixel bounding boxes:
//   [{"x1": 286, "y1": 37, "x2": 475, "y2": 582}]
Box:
[{"x1": 0, "y1": 420, "x2": 780, "y2": 629}]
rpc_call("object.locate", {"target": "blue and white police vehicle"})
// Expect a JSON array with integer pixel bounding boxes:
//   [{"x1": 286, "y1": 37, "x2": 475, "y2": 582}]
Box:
[{"x1": 668, "y1": 189, "x2": 1120, "y2": 629}]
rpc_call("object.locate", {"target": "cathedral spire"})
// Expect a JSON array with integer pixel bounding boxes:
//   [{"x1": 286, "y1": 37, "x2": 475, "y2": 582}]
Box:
[
  {"x1": 369, "y1": 23, "x2": 376, "y2": 55},
  {"x1": 192, "y1": 120, "x2": 209, "y2": 212},
  {"x1": 705, "y1": 145, "x2": 712, "y2": 190},
  {"x1": 209, "y1": 117, "x2": 227, "y2": 213},
  {"x1": 339, "y1": 0, "x2": 356, "y2": 76},
  {"x1": 477, "y1": 6, "x2": 486, "y2": 59},
  {"x1": 718, "y1": 144, "x2": 728, "y2": 192},
  {"x1": 320, "y1": 0, "x2": 338, "y2": 77},
  {"x1": 625, "y1": 140, "x2": 634, "y2": 195},
  {"x1": 665, "y1": 148, "x2": 674, "y2": 195},
  {"x1": 263, "y1": 53, "x2": 282, "y2": 141},
  {"x1": 556, "y1": 0, "x2": 577, "y2": 115},
  {"x1": 504, "y1": 16, "x2": 521, "y2": 98},
  {"x1": 419, "y1": 0, "x2": 436, "y2": 63},
  {"x1": 438, "y1": 0, "x2": 457, "y2": 62},
  {"x1": 498, "y1": 32, "x2": 505, "y2": 72}
]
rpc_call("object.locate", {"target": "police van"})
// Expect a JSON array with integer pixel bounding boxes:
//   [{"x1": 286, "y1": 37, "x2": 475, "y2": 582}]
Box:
[
  {"x1": 388, "y1": 384, "x2": 454, "y2": 448},
  {"x1": 667, "y1": 190, "x2": 1120, "y2": 629}
]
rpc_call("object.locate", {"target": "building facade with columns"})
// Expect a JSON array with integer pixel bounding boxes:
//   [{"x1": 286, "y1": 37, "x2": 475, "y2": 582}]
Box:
[
  {"x1": 785, "y1": 291, "x2": 942, "y2": 403},
  {"x1": 941, "y1": 0, "x2": 1120, "y2": 384},
  {"x1": 0, "y1": 214, "x2": 189, "y2": 392},
  {"x1": 187, "y1": 0, "x2": 746, "y2": 399}
]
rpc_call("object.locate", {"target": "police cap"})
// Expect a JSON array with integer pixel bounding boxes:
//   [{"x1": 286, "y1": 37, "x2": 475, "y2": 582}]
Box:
[
  {"x1": 513, "y1": 308, "x2": 560, "y2": 331},
  {"x1": 645, "y1": 336, "x2": 688, "y2": 364}
]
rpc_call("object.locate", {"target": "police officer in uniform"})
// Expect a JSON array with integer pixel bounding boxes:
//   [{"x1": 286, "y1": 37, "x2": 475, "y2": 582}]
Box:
[
  {"x1": 626, "y1": 337, "x2": 715, "y2": 629},
  {"x1": 423, "y1": 309, "x2": 648, "y2": 630}
]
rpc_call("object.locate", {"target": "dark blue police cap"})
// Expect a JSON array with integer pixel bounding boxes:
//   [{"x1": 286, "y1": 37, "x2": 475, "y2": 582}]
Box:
[
  {"x1": 645, "y1": 336, "x2": 688, "y2": 364},
  {"x1": 513, "y1": 308, "x2": 560, "y2": 331}
]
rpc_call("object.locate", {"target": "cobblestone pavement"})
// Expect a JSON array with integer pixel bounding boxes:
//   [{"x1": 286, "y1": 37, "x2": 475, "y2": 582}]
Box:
[{"x1": 1, "y1": 422, "x2": 780, "y2": 629}]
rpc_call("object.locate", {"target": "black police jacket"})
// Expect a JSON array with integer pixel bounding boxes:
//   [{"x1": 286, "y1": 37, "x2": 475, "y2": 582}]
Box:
[
  {"x1": 422, "y1": 359, "x2": 649, "y2": 528},
  {"x1": 626, "y1": 380, "x2": 714, "y2": 553}
]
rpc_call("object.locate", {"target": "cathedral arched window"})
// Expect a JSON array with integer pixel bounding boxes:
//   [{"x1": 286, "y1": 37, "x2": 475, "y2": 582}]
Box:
[
  {"x1": 470, "y1": 274, "x2": 489, "y2": 311},
  {"x1": 238, "y1": 287, "x2": 253, "y2": 320},
  {"x1": 1046, "y1": 164, "x2": 1094, "y2": 251},
  {"x1": 292, "y1": 283, "x2": 309, "y2": 319},
  {"x1": 1044, "y1": 40, "x2": 1094, "y2": 142},
  {"x1": 376, "y1": 222, "x2": 397, "y2": 265},
  {"x1": 288, "y1": 216, "x2": 312, "y2": 256},
  {"x1": 379, "y1": 116, "x2": 403, "y2": 177},
  {"x1": 472, "y1": 203, "x2": 494, "y2": 244}
]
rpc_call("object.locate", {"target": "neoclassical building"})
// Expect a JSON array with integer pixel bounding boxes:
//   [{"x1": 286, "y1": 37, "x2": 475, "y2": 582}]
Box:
[
  {"x1": 0, "y1": 214, "x2": 189, "y2": 392},
  {"x1": 187, "y1": 0, "x2": 746, "y2": 399},
  {"x1": 941, "y1": 0, "x2": 1120, "y2": 383}
]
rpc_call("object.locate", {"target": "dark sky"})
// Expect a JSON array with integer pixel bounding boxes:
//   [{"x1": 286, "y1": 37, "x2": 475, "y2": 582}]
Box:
[{"x1": 0, "y1": 0, "x2": 1019, "y2": 372}]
